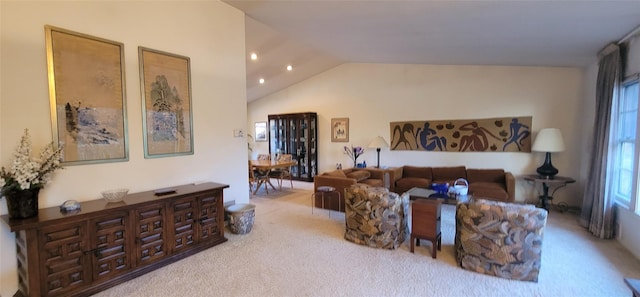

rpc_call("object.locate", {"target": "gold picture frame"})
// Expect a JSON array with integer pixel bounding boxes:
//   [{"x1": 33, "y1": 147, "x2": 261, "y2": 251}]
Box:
[
  {"x1": 139, "y1": 47, "x2": 194, "y2": 158},
  {"x1": 331, "y1": 118, "x2": 349, "y2": 142},
  {"x1": 45, "y1": 25, "x2": 129, "y2": 165}
]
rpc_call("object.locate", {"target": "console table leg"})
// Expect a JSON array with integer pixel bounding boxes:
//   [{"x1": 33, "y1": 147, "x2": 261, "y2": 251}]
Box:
[{"x1": 540, "y1": 182, "x2": 550, "y2": 210}]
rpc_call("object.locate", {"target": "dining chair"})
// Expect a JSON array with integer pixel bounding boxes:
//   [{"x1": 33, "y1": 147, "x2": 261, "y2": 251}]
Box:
[
  {"x1": 257, "y1": 154, "x2": 271, "y2": 161},
  {"x1": 248, "y1": 160, "x2": 256, "y2": 191},
  {"x1": 269, "y1": 154, "x2": 294, "y2": 190},
  {"x1": 279, "y1": 154, "x2": 294, "y2": 189},
  {"x1": 252, "y1": 166, "x2": 270, "y2": 194}
]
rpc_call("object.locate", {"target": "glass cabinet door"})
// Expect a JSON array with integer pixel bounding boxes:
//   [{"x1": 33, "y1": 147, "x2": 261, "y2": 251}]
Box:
[
  {"x1": 267, "y1": 112, "x2": 317, "y2": 182},
  {"x1": 299, "y1": 117, "x2": 308, "y2": 179},
  {"x1": 309, "y1": 115, "x2": 317, "y2": 178},
  {"x1": 269, "y1": 119, "x2": 278, "y2": 154},
  {"x1": 285, "y1": 118, "x2": 295, "y2": 177},
  {"x1": 269, "y1": 118, "x2": 287, "y2": 158}
]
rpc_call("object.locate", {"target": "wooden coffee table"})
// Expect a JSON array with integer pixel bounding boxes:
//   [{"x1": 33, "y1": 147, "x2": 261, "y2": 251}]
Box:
[{"x1": 406, "y1": 187, "x2": 471, "y2": 204}]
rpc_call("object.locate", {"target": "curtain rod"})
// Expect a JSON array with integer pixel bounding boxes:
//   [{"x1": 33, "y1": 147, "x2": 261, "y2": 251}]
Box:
[{"x1": 618, "y1": 24, "x2": 640, "y2": 44}]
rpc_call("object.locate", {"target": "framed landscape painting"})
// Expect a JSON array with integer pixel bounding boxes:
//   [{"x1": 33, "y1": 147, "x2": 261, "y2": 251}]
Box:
[
  {"x1": 45, "y1": 25, "x2": 129, "y2": 165},
  {"x1": 139, "y1": 47, "x2": 193, "y2": 158}
]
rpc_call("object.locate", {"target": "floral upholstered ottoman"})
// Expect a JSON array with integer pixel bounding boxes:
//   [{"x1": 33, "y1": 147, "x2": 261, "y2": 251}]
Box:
[
  {"x1": 455, "y1": 199, "x2": 547, "y2": 282},
  {"x1": 344, "y1": 184, "x2": 409, "y2": 249}
]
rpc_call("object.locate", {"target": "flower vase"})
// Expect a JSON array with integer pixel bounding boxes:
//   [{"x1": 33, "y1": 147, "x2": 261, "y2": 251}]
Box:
[{"x1": 3, "y1": 187, "x2": 40, "y2": 219}]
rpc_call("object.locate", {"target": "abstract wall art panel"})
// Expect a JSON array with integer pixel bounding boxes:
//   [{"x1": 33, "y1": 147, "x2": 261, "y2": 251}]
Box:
[{"x1": 390, "y1": 116, "x2": 532, "y2": 152}]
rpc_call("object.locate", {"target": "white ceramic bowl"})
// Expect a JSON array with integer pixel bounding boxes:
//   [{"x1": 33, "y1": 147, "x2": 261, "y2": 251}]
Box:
[{"x1": 101, "y1": 188, "x2": 129, "y2": 203}]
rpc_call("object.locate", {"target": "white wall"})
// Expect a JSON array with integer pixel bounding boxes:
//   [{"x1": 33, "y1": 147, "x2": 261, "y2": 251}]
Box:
[
  {"x1": 0, "y1": 1, "x2": 248, "y2": 295},
  {"x1": 628, "y1": 35, "x2": 640, "y2": 77},
  {"x1": 249, "y1": 63, "x2": 585, "y2": 206}
]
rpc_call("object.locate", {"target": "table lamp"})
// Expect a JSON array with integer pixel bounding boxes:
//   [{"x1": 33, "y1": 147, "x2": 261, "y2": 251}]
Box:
[
  {"x1": 532, "y1": 128, "x2": 565, "y2": 179},
  {"x1": 368, "y1": 136, "x2": 389, "y2": 168}
]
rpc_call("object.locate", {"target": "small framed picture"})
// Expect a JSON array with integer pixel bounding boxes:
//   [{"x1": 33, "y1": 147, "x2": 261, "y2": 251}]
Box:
[
  {"x1": 255, "y1": 122, "x2": 267, "y2": 142},
  {"x1": 331, "y1": 118, "x2": 349, "y2": 142}
]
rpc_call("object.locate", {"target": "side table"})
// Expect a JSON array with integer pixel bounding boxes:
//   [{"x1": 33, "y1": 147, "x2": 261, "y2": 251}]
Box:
[
  {"x1": 406, "y1": 187, "x2": 470, "y2": 204},
  {"x1": 522, "y1": 174, "x2": 575, "y2": 211},
  {"x1": 625, "y1": 278, "x2": 640, "y2": 297},
  {"x1": 410, "y1": 198, "x2": 442, "y2": 258},
  {"x1": 311, "y1": 186, "x2": 342, "y2": 218}
]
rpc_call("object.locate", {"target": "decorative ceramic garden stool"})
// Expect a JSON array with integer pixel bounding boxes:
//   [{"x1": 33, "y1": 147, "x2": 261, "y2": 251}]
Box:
[
  {"x1": 311, "y1": 186, "x2": 341, "y2": 218},
  {"x1": 225, "y1": 203, "x2": 256, "y2": 234}
]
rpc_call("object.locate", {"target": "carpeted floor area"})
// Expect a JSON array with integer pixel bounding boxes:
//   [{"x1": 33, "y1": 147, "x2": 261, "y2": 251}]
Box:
[{"x1": 94, "y1": 181, "x2": 640, "y2": 297}]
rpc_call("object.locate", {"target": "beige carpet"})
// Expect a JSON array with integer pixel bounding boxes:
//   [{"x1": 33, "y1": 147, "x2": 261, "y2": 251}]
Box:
[{"x1": 94, "y1": 181, "x2": 640, "y2": 297}]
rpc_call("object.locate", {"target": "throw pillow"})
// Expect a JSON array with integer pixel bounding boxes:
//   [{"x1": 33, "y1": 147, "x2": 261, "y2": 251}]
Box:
[
  {"x1": 325, "y1": 170, "x2": 347, "y2": 178},
  {"x1": 346, "y1": 170, "x2": 371, "y2": 182}
]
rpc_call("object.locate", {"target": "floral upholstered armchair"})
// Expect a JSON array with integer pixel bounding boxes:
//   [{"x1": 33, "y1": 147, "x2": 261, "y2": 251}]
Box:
[
  {"x1": 344, "y1": 184, "x2": 409, "y2": 249},
  {"x1": 455, "y1": 199, "x2": 548, "y2": 282}
]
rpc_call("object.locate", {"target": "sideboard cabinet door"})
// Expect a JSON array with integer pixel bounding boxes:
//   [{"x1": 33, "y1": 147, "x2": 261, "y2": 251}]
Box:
[
  {"x1": 133, "y1": 202, "x2": 167, "y2": 266},
  {"x1": 38, "y1": 222, "x2": 91, "y2": 296},
  {"x1": 169, "y1": 190, "x2": 223, "y2": 254},
  {"x1": 170, "y1": 196, "x2": 198, "y2": 252},
  {"x1": 90, "y1": 212, "x2": 131, "y2": 282},
  {"x1": 198, "y1": 191, "x2": 222, "y2": 242}
]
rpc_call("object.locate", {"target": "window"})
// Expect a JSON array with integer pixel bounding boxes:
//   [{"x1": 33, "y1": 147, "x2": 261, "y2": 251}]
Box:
[{"x1": 610, "y1": 77, "x2": 640, "y2": 213}]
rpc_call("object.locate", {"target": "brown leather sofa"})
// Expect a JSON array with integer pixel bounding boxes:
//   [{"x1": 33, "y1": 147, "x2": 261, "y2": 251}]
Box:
[
  {"x1": 313, "y1": 168, "x2": 389, "y2": 211},
  {"x1": 389, "y1": 166, "x2": 515, "y2": 202}
]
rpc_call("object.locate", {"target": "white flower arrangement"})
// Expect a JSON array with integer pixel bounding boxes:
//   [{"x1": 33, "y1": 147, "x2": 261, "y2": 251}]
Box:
[{"x1": 0, "y1": 129, "x2": 64, "y2": 193}]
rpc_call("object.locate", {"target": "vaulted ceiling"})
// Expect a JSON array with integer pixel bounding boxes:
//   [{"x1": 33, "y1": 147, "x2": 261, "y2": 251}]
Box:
[{"x1": 223, "y1": 1, "x2": 640, "y2": 102}]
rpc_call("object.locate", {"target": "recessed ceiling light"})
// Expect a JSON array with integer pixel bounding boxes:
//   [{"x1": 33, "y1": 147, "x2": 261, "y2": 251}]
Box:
[
  {"x1": 250, "y1": 53, "x2": 257, "y2": 60},
  {"x1": 286, "y1": 65, "x2": 293, "y2": 71},
  {"x1": 259, "y1": 78, "x2": 265, "y2": 84}
]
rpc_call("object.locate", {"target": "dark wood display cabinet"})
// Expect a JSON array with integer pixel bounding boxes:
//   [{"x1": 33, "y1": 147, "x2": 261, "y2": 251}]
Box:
[
  {"x1": 0, "y1": 182, "x2": 228, "y2": 297},
  {"x1": 268, "y1": 112, "x2": 318, "y2": 182}
]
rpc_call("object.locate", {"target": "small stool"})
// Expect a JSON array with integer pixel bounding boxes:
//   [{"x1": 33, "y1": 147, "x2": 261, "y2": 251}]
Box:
[
  {"x1": 311, "y1": 186, "x2": 342, "y2": 218},
  {"x1": 410, "y1": 199, "x2": 442, "y2": 258},
  {"x1": 625, "y1": 278, "x2": 640, "y2": 297}
]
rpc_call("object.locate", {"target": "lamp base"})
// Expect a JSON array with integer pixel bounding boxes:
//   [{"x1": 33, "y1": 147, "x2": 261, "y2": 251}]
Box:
[{"x1": 536, "y1": 152, "x2": 558, "y2": 179}]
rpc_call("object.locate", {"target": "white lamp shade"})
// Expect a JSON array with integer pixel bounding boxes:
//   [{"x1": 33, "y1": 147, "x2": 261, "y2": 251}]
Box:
[
  {"x1": 532, "y1": 128, "x2": 565, "y2": 152},
  {"x1": 368, "y1": 136, "x2": 389, "y2": 149}
]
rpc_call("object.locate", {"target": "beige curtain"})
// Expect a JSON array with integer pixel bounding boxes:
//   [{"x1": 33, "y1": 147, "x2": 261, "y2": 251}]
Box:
[{"x1": 580, "y1": 43, "x2": 622, "y2": 239}]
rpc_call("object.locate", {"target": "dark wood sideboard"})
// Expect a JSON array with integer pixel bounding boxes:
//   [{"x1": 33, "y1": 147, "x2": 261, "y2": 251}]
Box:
[{"x1": 0, "y1": 182, "x2": 229, "y2": 297}]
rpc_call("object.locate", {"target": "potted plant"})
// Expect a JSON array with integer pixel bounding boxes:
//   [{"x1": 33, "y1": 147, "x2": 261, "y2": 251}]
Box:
[
  {"x1": 344, "y1": 145, "x2": 364, "y2": 168},
  {"x1": 0, "y1": 129, "x2": 64, "y2": 219}
]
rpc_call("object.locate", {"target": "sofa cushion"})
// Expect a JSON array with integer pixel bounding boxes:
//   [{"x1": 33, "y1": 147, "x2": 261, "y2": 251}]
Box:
[
  {"x1": 432, "y1": 166, "x2": 466, "y2": 185},
  {"x1": 403, "y1": 166, "x2": 432, "y2": 178},
  {"x1": 432, "y1": 166, "x2": 466, "y2": 181},
  {"x1": 467, "y1": 168, "x2": 505, "y2": 183},
  {"x1": 469, "y1": 182, "x2": 509, "y2": 202},
  {"x1": 325, "y1": 170, "x2": 347, "y2": 178},
  {"x1": 359, "y1": 179, "x2": 383, "y2": 187},
  {"x1": 396, "y1": 177, "x2": 431, "y2": 191},
  {"x1": 346, "y1": 170, "x2": 371, "y2": 182}
]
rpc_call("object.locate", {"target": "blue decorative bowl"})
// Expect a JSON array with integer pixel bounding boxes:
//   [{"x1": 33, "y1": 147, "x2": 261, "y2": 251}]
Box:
[{"x1": 431, "y1": 183, "x2": 449, "y2": 194}]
